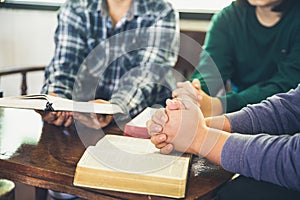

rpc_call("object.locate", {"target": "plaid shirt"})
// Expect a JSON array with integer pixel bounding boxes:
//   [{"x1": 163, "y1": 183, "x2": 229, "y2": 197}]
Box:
[{"x1": 41, "y1": 0, "x2": 179, "y2": 120}]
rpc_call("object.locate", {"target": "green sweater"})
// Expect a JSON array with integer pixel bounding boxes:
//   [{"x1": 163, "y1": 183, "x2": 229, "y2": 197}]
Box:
[{"x1": 190, "y1": 1, "x2": 300, "y2": 113}]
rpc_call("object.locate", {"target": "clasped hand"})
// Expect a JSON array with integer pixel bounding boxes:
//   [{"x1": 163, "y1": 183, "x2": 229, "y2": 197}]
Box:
[
  {"x1": 172, "y1": 79, "x2": 223, "y2": 117},
  {"x1": 147, "y1": 95, "x2": 209, "y2": 156}
]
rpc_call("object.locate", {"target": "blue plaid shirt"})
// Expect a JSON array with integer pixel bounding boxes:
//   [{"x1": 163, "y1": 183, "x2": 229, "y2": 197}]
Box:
[{"x1": 41, "y1": 0, "x2": 179, "y2": 120}]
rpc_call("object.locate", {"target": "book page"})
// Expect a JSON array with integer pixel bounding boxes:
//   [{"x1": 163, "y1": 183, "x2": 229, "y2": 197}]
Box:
[
  {"x1": 0, "y1": 94, "x2": 123, "y2": 114},
  {"x1": 46, "y1": 95, "x2": 123, "y2": 114},
  {"x1": 0, "y1": 95, "x2": 48, "y2": 111},
  {"x1": 79, "y1": 135, "x2": 190, "y2": 179}
]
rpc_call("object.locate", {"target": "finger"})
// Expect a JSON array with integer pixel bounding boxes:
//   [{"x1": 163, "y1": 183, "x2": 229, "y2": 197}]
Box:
[
  {"x1": 180, "y1": 97, "x2": 200, "y2": 110},
  {"x1": 176, "y1": 81, "x2": 191, "y2": 88},
  {"x1": 151, "y1": 109, "x2": 168, "y2": 126},
  {"x1": 73, "y1": 113, "x2": 100, "y2": 129},
  {"x1": 64, "y1": 116, "x2": 74, "y2": 127},
  {"x1": 172, "y1": 88, "x2": 193, "y2": 98},
  {"x1": 73, "y1": 112, "x2": 88, "y2": 121},
  {"x1": 146, "y1": 120, "x2": 163, "y2": 136},
  {"x1": 150, "y1": 134, "x2": 167, "y2": 145},
  {"x1": 191, "y1": 79, "x2": 203, "y2": 101},
  {"x1": 53, "y1": 113, "x2": 67, "y2": 126},
  {"x1": 49, "y1": 93, "x2": 58, "y2": 97},
  {"x1": 90, "y1": 113, "x2": 98, "y2": 120},
  {"x1": 56, "y1": 111, "x2": 62, "y2": 118},
  {"x1": 166, "y1": 98, "x2": 185, "y2": 110},
  {"x1": 176, "y1": 81, "x2": 198, "y2": 96},
  {"x1": 160, "y1": 143, "x2": 174, "y2": 154},
  {"x1": 177, "y1": 80, "x2": 199, "y2": 94},
  {"x1": 89, "y1": 114, "x2": 101, "y2": 129},
  {"x1": 155, "y1": 142, "x2": 169, "y2": 149},
  {"x1": 98, "y1": 115, "x2": 113, "y2": 128},
  {"x1": 173, "y1": 87, "x2": 199, "y2": 102},
  {"x1": 43, "y1": 112, "x2": 58, "y2": 123},
  {"x1": 91, "y1": 99, "x2": 110, "y2": 104},
  {"x1": 191, "y1": 79, "x2": 201, "y2": 90}
]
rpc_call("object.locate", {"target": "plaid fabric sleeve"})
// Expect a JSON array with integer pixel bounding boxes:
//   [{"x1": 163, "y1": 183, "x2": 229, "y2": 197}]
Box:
[
  {"x1": 41, "y1": 2, "x2": 88, "y2": 99},
  {"x1": 110, "y1": 8, "x2": 179, "y2": 121}
]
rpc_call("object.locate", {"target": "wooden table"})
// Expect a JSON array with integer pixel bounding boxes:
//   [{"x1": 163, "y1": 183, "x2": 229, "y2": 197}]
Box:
[{"x1": 0, "y1": 108, "x2": 233, "y2": 200}]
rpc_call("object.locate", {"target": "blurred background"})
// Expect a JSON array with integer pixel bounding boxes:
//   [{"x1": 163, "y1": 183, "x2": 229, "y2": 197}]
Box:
[{"x1": 0, "y1": 0, "x2": 233, "y2": 96}]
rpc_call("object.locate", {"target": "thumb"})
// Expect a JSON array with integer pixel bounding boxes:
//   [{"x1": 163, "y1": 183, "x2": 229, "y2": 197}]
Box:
[
  {"x1": 192, "y1": 79, "x2": 201, "y2": 90},
  {"x1": 91, "y1": 99, "x2": 110, "y2": 104},
  {"x1": 49, "y1": 93, "x2": 58, "y2": 97},
  {"x1": 166, "y1": 99, "x2": 185, "y2": 110},
  {"x1": 192, "y1": 79, "x2": 203, "y2": 101}
]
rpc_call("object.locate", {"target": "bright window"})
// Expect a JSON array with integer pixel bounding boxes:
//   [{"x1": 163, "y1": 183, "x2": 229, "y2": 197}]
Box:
[
  {"x1": 168, "y1": 0, "x2": 234, "y2": 13},
  {"x1": 2, "y1": 0, "x2": 65, "y2": 5},
  {"x1": 2, "y1": 0, "x2": 234, "y2": 13}
]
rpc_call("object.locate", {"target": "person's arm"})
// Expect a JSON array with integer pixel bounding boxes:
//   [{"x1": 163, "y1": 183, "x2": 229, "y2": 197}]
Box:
[
  {"x1": 226, "y1": 85, "x2": 300, "y2": 135},
  {"x1": 39, "y1": 2, "x2": 88, "y2": 127},
  {"x1": 149, "y1": 110, "x2": 300, "y2": 191},
  {"x1": 41, "y1": 1, "x2": 88, "y2": 99},
  {"x1": 190, "y1": 5, "x2": 235, "y2": 96},
  {"x1": 205, "y1": 115, "x2": 231, "y2": 132},
  {"x1": 221, "y1": 85, "x2": 300, "y2": 190},
  {"x1": 148, "y1": 92, "x2": 300, "y2": 191},
  {"x1": 110, "y1": 4, "x2": 179, "y2": 120},
  {"x1": 218, "y1": 27, "x2": 300, "y2": 113},
  {"x1": 174, "y1": 5, "x2": 235, "y2": 117},
  {"x1": 147, "y1": 98, "x2": 231, "y2": 165},
  {"x1": 222, "y1": 133, "x2": 300, "y2": 191}
]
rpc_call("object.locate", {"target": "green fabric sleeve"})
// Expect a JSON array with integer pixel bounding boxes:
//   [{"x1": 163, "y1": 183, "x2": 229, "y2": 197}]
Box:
[{"x1": 190, "y1": 5, "x2": 235, "y2": 96}]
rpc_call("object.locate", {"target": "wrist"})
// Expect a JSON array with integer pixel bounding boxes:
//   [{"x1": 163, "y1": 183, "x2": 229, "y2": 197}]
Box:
[
  {"x1": 205, "y1": 115, "x2": 232, "y2": 132},
  {"x1": 190, "y1": 126, "x2": 209, "y2": 156},
  {"x1": 211, "y1": 97, "x2": 223, "y2": 116},
  {"x1": 199, "y1": 128, "x2": 230, "y2": 165}
]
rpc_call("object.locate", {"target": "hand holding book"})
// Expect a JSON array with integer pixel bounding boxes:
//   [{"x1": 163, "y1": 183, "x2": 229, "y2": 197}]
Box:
[
  {"x1": 35, "y1": 93, "x2": 73, "y2": 127},
  {"x1": 73, "y1": 99, "x2": 113, "y2": 129},
  {"x1": 0, "y1": 94, "x2": 123, "y2": 128},
  {"x1": 36, "y1": 109, "x2": 73, "y2": 127}
]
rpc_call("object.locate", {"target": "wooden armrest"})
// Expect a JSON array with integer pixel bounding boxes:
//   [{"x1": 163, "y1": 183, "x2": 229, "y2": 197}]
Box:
[
  {"x1": 0, "y1": 65, "x2": 45, "y2": 76},
  {"x1": 0, "y1": 65, "x2": 45, "y2": 95}
]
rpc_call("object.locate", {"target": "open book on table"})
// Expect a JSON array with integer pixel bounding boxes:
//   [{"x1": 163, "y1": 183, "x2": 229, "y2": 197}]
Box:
[
  {"x1": 0, "y1": 94, "x2": 123, "y2": 114},
  {"x1": 73, "y1": 134, "x2": 191, "y2": 198}
]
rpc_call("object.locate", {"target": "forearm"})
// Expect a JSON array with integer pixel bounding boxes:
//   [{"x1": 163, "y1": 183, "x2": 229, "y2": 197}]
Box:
[
  {"x1": 219, "y1": 68, "x2": 300, "y2": 113},
  {"x1": 196, "y1": 127, "x2": 230, "y2": 165},
  {"x1": 219, "y1": 83, "x2": 282, "y2": 113},
  {"x1": 41, "y1": 67, "x2": 76, "y2": 99},
  {"x1": 226, "y1": 86, "x2": 300, "y2": 135},
  {"x1": 190, "y1": 9, "x2": 234, "y2": 97},
  {"x1": 221, "y1": 133, "x2": 300, "y2": 191},
  {"x1": 205, "y1": 115, "x2": 232, "y2": 132}
]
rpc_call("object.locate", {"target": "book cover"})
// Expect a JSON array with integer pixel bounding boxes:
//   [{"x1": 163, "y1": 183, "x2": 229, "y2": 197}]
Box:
[
  {"x1": 0, "y1": 94, "x2": 123, "y2": 114},
  {"x1": 124, "y1": 107, "x2": 159, "y2": 139},
  {"x1": 73, "y1": 135, "x2": 190, "y2": 198}
]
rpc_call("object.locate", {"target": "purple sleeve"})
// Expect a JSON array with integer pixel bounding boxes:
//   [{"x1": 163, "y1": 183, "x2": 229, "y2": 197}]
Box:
[
  {"x1": 221, "y1": 133, "x2": 300, "y2": 191},
  {"x1": 225, "y1": 84, "x2": 300, "y2": 135},
  {"x1": 221, "y1": 85, "x2": 300, "y2": 191}
]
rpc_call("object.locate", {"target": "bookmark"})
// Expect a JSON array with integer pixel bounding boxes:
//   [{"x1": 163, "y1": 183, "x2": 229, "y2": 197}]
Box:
[{"x1": 45, "y1": 102, "x2": 55, "y2": 112}]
